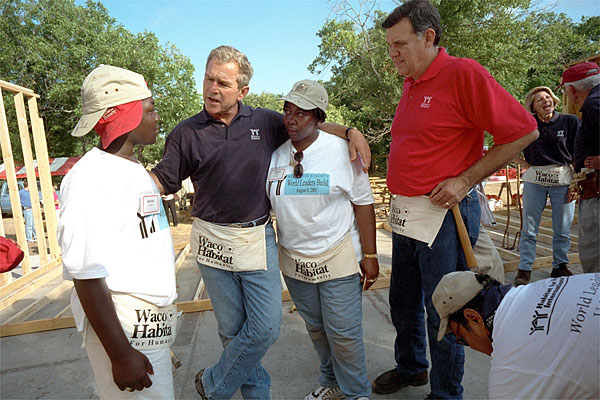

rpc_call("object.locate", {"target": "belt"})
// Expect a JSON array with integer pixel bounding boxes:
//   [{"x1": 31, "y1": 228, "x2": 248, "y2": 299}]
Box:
[
  {"x1": 23, "y1": 207, "x2": 31, "y2": 210},
  {"x1": 217, "y1": 214, "x2": 271, "y2": 229}
]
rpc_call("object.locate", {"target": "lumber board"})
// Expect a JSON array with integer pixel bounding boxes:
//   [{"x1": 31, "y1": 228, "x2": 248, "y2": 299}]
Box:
[
  {"x1": 0, "y1": 258, "x2": 61, "y2": 297},
  {"x1": 14, "y1": 92, "x2": 47, "y2": 271},
  {"x1": 0, "y1": 264, "x2": 63, "y2": 309},
  {"x1": 0, "y1": 93, "x2": 31, "y2": 272},
  {"x1": 29, "y1": 96, "x2": 60, "y2": 259},
  {"x1": 54, "y1": 304, "x2": 72, "y2": 318},
  {"x1": 0, "y1": 79, "x2": 39, "y2": 96},
  {"x1": 503, "y1": 253, "x2": 580, "y2": 272},
  {"x1": 1, "y1": 316, "x2": 75, "y2": 337},
  {"x1": 4, "y1": 280, "x2": 72, "y2": 324},
  {"x1": 174, "y1": 243, "x2": 191, "y2": 273}
]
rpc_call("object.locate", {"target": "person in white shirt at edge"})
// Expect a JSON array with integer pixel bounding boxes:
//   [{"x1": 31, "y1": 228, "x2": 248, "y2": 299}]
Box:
[
  {"x1": 267, "y1": 80, "x2": 379, "y2": 400},
  {"x1": 58, "y1": 65, "x2": 178, "y2": 399},
  {"x1": 433, "y1": 271, "x2": 599, "y2": 400}
]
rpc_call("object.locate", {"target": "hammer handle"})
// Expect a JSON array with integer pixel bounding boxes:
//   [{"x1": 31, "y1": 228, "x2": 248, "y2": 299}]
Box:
[{"x1": 451, "y1": 205, "x2": 478, "y2": 269}]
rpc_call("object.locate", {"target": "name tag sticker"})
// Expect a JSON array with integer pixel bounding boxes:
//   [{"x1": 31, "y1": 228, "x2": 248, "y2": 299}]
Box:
[
  {"x1": 268, "y1": 168, "x2": 285, "y2": 181},
  {"x1": 140, "y1": 194, "x2": 160, "y2": 216},
  {"x1": 284, "y1": 173, "x2": 330, "y2": 195}
]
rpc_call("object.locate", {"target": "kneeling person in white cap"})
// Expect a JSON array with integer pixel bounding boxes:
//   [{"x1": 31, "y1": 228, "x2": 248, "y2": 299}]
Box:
[
  {"x1": 58, "y1": 65, "x2": 178, "y2": 399},
  {"x1": 433, "y1": 271, "x2": 599, "y2": 399}
]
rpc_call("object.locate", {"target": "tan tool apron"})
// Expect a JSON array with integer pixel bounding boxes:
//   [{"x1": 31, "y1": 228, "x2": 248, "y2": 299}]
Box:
[
  {"x1": 522, "y1": 164, "x2": 573, "y2": 186},
  {"x1": 279, "y1": 233, "x2": 360, "y2": 284},
  {"x1": 389, "y1": 195, "x2": 448, "y2": 247},
  {"x1": 84, "y1": 292, "x2": 177, "y2": 350},
  {"x1": 191, "y1": 218, "x2": 267, "y2": 272}
]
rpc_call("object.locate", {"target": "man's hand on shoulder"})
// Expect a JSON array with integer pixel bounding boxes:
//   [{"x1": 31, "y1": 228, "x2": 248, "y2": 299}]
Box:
[
  {"x1": 429, "y1": 176, "x2": 471, "y2": 209},
  {"x1": 348, "y1": 128, "x2": 371, "y2": 173}
]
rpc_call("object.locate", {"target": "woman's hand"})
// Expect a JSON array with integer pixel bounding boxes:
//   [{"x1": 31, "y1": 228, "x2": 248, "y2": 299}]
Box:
[{"x1": 360, "y1": 257, "x2": 379, "y2": 291}]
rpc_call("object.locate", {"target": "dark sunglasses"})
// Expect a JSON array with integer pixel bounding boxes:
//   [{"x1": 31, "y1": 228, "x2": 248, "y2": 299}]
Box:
[{"x1": 293, "y1": 151, "x2": 304, "y2": 178}]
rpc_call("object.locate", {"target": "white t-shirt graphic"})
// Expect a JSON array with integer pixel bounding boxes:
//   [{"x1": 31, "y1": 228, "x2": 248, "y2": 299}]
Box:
[{"x1": 490, "y1": 273, "x2": 600, "y2": 399}]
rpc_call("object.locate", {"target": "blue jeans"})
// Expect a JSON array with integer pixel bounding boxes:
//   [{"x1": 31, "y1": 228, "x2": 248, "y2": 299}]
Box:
[
  {"x1": 284, "y1": 273, "x2": 370, "y2": 400},
  {"x1": 23, "y1": 208, "x2": 36, "y2": 241},
  {"x1": 518, "y1": 182, "x2": 575, "y2": 271},
  {"x1": 578, "y1": 198, "x2": 600, "y2": 273},
  {"x1": 197, "y1": 222, "x2": 282, "y2": 399},
  {"x1": 390, "y1": 194, "x2": 480, "y2": 399}
]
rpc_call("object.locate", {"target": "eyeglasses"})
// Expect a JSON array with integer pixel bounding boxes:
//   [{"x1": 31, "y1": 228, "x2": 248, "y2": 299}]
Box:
[
  {"x1": 293, "y1": 151, "x2": 304, "y2": 178},
  {"x1": 454, "y1": 324, "x2": 468, "y2": 346}
]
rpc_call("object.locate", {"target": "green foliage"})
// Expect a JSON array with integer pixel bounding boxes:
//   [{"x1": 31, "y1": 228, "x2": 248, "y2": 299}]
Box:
[
  {"x1": 310, "y1": 0, "x2": 599, "y2": 173},
  {"x1": 243, "y1": 89, "x2": 349, "y2": 126},
  {"x1": 244, "y1": 92, "x2": 283, "y2": 112},
  {"x1": 0, "y1": 0, "x2": 201, "y2": 165}
]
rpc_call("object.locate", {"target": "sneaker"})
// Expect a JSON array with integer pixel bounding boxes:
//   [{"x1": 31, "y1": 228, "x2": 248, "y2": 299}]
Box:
[
  {"x1": 194, "y1": 369, "x2": 208, "y2": 400},
  {"x1": 304, "y1": 385, "x2": 345, "y2": 400},
  {"x1": 372, "y1": 369, "x2": 428, "y2": 394},
  {"x1": 551, "y1": 263, "x2": 573, "y2": 278},
  {"x1": 514, "y1": 269, "x2": 531, "y2": 286}
]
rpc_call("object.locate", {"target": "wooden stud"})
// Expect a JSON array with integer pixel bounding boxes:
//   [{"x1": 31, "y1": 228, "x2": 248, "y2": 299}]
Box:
[
  {"x1": 0, "y1": 258, "x2": 61, "y2": 298},
  {"x1": 29, "y1": 96, "x2": 60, "y2": 259},
  {"x1": 4, "y1": 280, "x2": 72, "y2": 324},
  {"x1": 0, "y1": 91, "x2": 31, "y2": 272},
  {"x1": 0, "y1": 264, "x2": 62, "y2": 309},
  {"x1": 14, "y1": 92, "x2": 45, "y2": 272}
]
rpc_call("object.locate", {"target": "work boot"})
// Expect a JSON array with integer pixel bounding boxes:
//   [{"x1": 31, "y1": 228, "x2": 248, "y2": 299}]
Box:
[
  {"x1": 514, "y1": 269, "x2": 531, "y2": 286},
  {"x1": 372, "y1": 369, "x2": 428, "y2": 394},
  {"x1": 195, "y1": 369, "x2": 208, "y2": 400},
  {"x1": 551, "y1": 263, "x2": 573, "y2": 277}
]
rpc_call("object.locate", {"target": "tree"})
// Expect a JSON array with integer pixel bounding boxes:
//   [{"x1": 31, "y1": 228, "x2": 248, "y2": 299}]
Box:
[
  {"x1": 0, "y1": 0, "x2": 201, "y2": 165},
  {"x1": 310, "y1": 0, "x2": 599, "y2": 172}
]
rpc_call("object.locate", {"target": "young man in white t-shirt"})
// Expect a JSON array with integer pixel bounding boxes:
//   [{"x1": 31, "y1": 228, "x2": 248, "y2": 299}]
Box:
[
  {"x1": 433, "y1": 271, "x2": 599, "y2": 399},
  {"x1": 58, "y1": 65, "x2": 177, "y2": 399}
]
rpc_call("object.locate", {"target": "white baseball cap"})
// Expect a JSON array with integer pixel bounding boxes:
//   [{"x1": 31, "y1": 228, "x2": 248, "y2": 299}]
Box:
[
  {"x1": 433, "y1": 271, "x2": 485, "y2": 341},
  {"x1": 72, "y1": 64, "x2": 152, "y2": 137},
  {"x1": 280, "y1": 79, "x2": 328, "y2": 113}
]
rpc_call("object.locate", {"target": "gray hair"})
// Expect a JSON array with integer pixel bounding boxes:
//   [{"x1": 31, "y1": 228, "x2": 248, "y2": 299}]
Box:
[
  {"x1": 382, "y1": 0, "x2": 442, "y2": 46},
  {"x1": 206, "y1": 45, "x2": 254, "y2": 88},
  {"x1": 565, "y1": 74, "x2": 600, "y2": 92}
]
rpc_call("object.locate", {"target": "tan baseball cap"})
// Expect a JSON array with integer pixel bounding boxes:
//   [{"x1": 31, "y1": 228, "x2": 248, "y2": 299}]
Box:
[
  {"x1": 280, "y1": 79, "x2": 328, "y2": 113},
  {"x1": 433, "y1": 271, "x2": 484, "y2": 341},
  {"x1": 71, "y1": 64, "x2": 152, "y2": 137}
]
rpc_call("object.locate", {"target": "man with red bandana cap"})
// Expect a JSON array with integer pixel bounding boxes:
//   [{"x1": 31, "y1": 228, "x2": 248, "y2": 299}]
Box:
[{"x1": 58, "y1": 65, "x2": 178, "y2": 399}]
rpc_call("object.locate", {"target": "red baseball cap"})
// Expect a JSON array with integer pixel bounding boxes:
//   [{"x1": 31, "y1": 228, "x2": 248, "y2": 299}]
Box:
[
  {"x1": 561, "y1": 62, "x2": 600, "y2": 86},
  {"x1": 94, "y1": 100, "x2": 143, "y2": 149}
]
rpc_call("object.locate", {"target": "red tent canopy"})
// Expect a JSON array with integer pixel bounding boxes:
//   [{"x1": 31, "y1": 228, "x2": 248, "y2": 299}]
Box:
[{"x1": 0, "y1": 156, "x2": 81, "y2": 179}]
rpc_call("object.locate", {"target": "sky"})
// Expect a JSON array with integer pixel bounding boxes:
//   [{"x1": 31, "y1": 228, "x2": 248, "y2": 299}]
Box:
[{"x1": 75, "y1": 0, "x2": 599, "y2": 95}]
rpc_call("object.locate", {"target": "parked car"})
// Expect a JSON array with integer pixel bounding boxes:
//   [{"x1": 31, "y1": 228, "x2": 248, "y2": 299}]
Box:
[{"x1": 0, "y1": 181, "x2": 44, "y2": 216}]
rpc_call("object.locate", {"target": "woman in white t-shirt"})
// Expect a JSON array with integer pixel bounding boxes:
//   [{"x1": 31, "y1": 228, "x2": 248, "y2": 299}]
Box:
[{"x1": 267, "y1": 80, "x2": 378, "y2": 400}]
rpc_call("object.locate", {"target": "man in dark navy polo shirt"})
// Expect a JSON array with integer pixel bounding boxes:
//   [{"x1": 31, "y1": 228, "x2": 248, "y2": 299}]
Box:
[
  {"x1": 151, "y1": 45, "x2": 371, "y2": 400},
  {"x1": 563, "y1": 62, "x2": 600, "y2": 273}
]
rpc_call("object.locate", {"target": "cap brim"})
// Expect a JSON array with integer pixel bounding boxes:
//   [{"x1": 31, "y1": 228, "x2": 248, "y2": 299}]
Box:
[
  {"x1": 437, "y1": 317, "x2": 450, "y2": 341},
  {"x1": 280, "y1": 93, "x2": 318, "y2": 111},
  {"x1": 71, "y1": 108, "x2": 106, "y2": 137}
]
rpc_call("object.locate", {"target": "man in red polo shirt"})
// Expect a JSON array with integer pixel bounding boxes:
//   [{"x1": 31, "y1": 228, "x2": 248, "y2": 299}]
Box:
[{"x1": 372, "y1": 1, "x2": 538, "y2": 399}]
